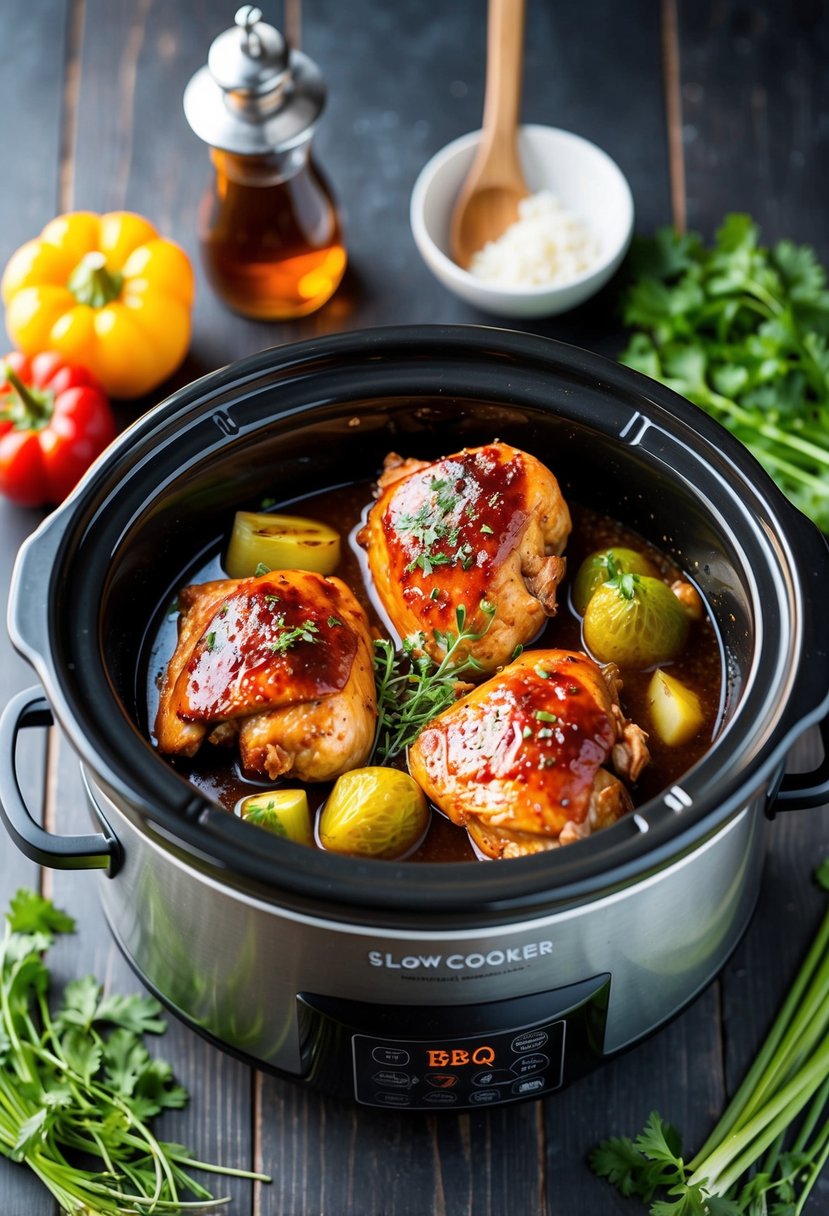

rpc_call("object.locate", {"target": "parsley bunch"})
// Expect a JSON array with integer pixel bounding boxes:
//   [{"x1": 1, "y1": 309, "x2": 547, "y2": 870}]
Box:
[
  {"x1": 590, "y1": 858, "x2": 829, "y2": 1214},
  {"x1": 620, "y1": 214, "x2": 829, "y2": 532},
  {"x1": 0, "y1": 889, "x2": 269, "y2": 1213},
  {"x1": 372, "y1": 601, "x2": 496, "y2": 762}
]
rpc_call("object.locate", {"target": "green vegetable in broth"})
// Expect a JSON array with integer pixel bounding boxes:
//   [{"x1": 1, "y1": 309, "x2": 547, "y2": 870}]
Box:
[
  {"x1": 583, "y1": 573, "x2": 690, "y2": 668},
  {"x1": 572, "y1": 547, "x2": 658, "y2": 616}
]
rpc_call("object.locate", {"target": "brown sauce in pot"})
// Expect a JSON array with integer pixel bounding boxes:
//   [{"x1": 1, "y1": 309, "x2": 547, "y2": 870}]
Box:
[{"x1": 146, "y1": 481, "x2": 724, "y2": 863}]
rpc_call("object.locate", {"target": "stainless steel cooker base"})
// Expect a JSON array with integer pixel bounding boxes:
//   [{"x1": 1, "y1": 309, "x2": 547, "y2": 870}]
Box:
[{"x1": 86, "y1": 766, "x2": 766, "y2": 1108}]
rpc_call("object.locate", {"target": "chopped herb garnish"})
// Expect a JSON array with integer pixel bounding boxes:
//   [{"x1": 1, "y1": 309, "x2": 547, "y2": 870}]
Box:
[
  {"x1": 535, "y1": 710, "x2": 557, "y2": 723},
  {"x1": 539, "y1": 755, "x2": 557, "y2": 769},
  {"x1": 430, "y1": 587, "x2": 440, "y2": 601},
  {"x1": 397, "y1": 471, "x2": 484, "y2": 575},
  {"x1": 268, "y1": 617, "x2": 320, "y2": 654},
  {"x1": 522, "y1": 725, "x2": 533, "y2": 740},
  {"x1": 204, "y1": 631, "x2": 217, "y2": 652},
  {"x1": 511, "y1": 644, "x2": 524, "y2": 660},
  {"x1": 534, "y1": 664, "x2": 550, "y2": 679},
  {"x1": 480, "y1": 523, "x2": 494, "y2": 535},
  {"x1": 254, "y1": 561, "x2": 270, "y2": 576},
  {"x1": 569, "y1": 684, "x2": 580, "y2": 694},
  {"x1": 219, "y1": 603, "x2": 229, "y2": 617},
  {"x1": 260, "y1": 496, "x2": 277, "y2": 509},
  {"x1": 488, "y1": 492, "x2": 501, "y2": 507},
  {"x1": 372, "y1": 600, "x2": 496, "y2": 762},
  {"x1": 327, "y1": 615, "x2": 343, "y2": 627},
  {"x1": 456, "y1": 542, "x2": 475, "y2": 570},
  {"x1": 264, "y1": 593, "x2": 280, "y2": 604}
]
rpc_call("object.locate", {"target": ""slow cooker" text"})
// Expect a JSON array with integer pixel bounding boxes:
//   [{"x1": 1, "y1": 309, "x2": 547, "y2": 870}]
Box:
[{"x1": 367, "y1": 942, "x2": 553, "y2": 971}]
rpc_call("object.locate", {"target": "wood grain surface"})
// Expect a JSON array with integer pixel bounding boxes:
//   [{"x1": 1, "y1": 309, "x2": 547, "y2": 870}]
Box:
[{"x1": 0, "y1": 2, "x2": 827, "y2": 1214}]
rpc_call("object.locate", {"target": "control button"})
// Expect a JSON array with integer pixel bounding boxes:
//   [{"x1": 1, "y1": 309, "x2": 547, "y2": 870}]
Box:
[
  {"x1": 372, "y1": 1070, "x2": 416, "y2": 1089},
  {"x1": 372, "y1": 1046, "x2": 410, "y2": 1067},
  {"x1": 511, "y1": 1029, "x2": 549, "y2": 1053},
  {"x1": 426, "y1": 1073, "x2": 459, "y2": 1089},
  {"x1": 374, "y1": 1091, "x2": 411, "y2": 1107},
  {"x1": 512, "y1": 1076, "x2": 546, "y2": 1096},
  {"x1": 423, "y1": 1090, "x2": 459, "y2": 1106},
  {"x1": 472, "y1": 1069, "x2": 515, "y2": 1088},
  {"x1": 510, "y1": 1053, "x2": 549, "y2": 1077},
  {"x1": 469, "y1": 1088, "x2": 503, "y2": 1105}
]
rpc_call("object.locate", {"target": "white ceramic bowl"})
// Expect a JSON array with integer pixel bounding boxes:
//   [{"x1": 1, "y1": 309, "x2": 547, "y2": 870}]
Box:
[{"x1": 410, "y1": 124, "x2": 635, "y2": 318}]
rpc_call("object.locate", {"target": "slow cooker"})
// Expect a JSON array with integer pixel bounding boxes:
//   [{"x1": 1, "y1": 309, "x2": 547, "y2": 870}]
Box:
[{"x1": 2, "y1": 326, "x2": 828, "y2": 1111}]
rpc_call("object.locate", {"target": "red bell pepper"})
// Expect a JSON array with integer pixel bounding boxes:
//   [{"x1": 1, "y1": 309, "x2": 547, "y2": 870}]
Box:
[{"x1": 0, "y1": 351, "x2": 116, "y2": 507}]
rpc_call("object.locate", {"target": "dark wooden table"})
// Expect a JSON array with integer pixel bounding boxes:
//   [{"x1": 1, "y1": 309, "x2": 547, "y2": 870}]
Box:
[{"x1": 1, "y1": 2, "x2": 827, "y2": 1212}]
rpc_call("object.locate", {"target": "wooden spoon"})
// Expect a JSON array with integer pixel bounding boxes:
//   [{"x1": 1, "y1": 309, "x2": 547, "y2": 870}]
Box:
[{"x1": 450, "y1": 0, "x2": 529, "y2": 270}]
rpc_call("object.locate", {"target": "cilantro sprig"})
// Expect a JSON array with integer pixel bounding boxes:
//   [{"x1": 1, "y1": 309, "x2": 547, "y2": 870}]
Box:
[
  {"x1": 372, "y1": 600, "x2": 496, "y2": 762},
  {"x1": 0, "y1": 890, "x2": 269, "y2": 1212},
  {"x1": 590, "y1": 857, "x2": 829, "y2": 1213},
  {"x1": 620, "y1": 214, "x2": 829, "y2": 532}
]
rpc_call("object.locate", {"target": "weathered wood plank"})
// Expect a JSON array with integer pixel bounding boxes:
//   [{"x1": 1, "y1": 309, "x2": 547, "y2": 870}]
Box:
[
  {"x1": 679, "y1": 0, "x2": 829, "y2": 254},
  {"x1": 38, "y1": 0, "x2": 258, "y2": 1209},
  {"x1": 0, "y1": 0, "x2": 68, "y2": 1209},
  {"x1": 672, "y1": 3, "x2": 829, "y2": 1211}
]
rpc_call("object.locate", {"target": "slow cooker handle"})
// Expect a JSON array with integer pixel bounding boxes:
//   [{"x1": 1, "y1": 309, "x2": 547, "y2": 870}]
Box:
[
  {"x1": 0, "y1": 688, "x2": 119, "y2": 873},
  {"x1": 775, "y1": 715, "x2": 829, "y2": 811}
]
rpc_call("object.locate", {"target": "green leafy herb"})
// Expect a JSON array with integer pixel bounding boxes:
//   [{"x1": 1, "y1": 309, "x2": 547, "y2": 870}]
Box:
[
  {"x1": 590, "y1": 855, "x2": 829, "y2": 1213},
  {"x1": 327, "y1": 615, "x2": 343, "y2": 627},
  {"x1": 535, "y1": 710, "x2": 557, "y2": 723},
  {"x1": 395, "y1": 474, "x2": 486, "y2": 575},
  {"x1": 620, "y1": 214, "x2": 829, "y2": 531},
  {"x1": 254, "y1": 561, "x2": 270, "y2": 576},
  {"x1": 372, "y1": 601, "x2": 496, "y2": 762},
  {"x1": 480, "y1": 523, "x2": 494, "y2": 535},
  {"x1": 267, "y1": 617, "x2": 319, "y2": 654},
  {"x1": 0, "y1": 890, "x2": 270, "y2": 1212}
]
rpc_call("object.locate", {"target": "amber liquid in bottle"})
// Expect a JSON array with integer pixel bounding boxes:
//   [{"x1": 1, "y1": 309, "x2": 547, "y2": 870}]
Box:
[{"x1": 199, "y1": 147, "x2": 346, "y2": 320}]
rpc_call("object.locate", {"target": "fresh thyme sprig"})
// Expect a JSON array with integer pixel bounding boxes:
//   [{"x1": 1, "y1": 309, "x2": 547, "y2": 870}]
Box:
[{"x1": 372, "y1": 600, "x2": 496, "y2": 762}]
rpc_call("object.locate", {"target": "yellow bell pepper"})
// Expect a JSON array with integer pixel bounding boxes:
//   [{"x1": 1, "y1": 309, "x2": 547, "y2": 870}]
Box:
[{"x1": 1, "y1": 211, "x2": 194, "y2": 399}]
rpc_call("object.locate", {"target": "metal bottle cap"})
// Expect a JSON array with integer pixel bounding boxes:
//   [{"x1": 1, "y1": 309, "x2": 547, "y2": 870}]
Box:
[{"x1": 184, "y1": 5, "x2": 326, "y2": 156}]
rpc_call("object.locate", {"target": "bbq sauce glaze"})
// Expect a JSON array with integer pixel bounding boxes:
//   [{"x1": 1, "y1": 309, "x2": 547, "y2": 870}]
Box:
[{"x1": 147, "y1": 481, "x2": 724, "y2": 863}]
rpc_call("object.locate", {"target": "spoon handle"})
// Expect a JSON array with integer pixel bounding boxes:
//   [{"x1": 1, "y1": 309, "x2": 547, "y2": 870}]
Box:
[{"x1": 481, "y1": 0, "x2": 526, "y2": 151}]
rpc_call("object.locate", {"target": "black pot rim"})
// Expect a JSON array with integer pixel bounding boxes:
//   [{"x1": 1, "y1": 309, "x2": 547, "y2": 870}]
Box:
[{"x1": 10, "y1": 324, "x2": 829, "y2": 918}]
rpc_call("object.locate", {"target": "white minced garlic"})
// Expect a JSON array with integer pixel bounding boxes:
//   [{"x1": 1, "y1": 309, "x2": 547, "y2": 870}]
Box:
[{"x1": 468, "y1": 190, "x2": 600, "y2": 288}]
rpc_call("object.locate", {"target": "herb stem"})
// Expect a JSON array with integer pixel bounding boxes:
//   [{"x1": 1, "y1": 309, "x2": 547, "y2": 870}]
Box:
[{"x1": 691, "y1": 905, "x2": 829, "y2": 1169}]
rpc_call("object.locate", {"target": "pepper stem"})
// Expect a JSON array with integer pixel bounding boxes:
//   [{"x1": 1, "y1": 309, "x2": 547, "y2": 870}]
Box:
[
  {"x1": 68, "y1": 251, "x2": 123, "y2": 307},
  {"x1": 2, "y1": 366, "x2": 51, "y2": 424}
]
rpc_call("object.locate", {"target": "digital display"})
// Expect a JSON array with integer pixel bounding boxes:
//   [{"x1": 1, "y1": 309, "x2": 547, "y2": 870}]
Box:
[{"x1": 352, "y1": 1018, "x2": 565, "y2": 1109}]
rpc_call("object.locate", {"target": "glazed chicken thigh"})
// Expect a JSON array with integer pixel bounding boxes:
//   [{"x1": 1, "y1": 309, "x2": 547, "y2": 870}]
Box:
[
  {"x1": 408, "y1": 649, "x2": 649, "y2": 858},
  {"x1": 155, "y1": 569, "x2": 376, "y2": 781},
  {"x1": 359, "y1": 442, "x2": 571, "y2": 673}
]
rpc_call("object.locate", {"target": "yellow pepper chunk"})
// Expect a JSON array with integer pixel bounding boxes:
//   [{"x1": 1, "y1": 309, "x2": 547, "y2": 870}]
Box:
[
  {"x1": 238, "y1": 789, "x2": 313, "y2": 846},
  {"x1": 1, "y1": 210, "x2": 194, "y2": 398},
  {"x1": 647, "y1": 668, "x2": 705, "y2": 746},
  {"x1": 225, "y1": 511, "x2": 341, "y2": 578}
]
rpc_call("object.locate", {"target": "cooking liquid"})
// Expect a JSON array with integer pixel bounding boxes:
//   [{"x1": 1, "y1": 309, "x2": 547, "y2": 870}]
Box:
[
  {"x1": 146, "y1": 482, "x2": 725, "y2": 864},
  {"x1": 199, "y1": 149, "x2": 346, "y2": 320}
]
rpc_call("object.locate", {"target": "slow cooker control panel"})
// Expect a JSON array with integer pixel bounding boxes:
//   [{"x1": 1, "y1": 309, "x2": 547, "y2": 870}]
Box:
[
  {"x1": 298, "y1": 974, "x2": 610, "y2": 1109},
  {"x1": 353, "y1": 1019, "x2": 565, "y2": 1109}
]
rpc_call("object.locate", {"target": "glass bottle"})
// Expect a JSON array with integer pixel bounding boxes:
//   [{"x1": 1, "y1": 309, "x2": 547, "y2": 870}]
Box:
[{"x1": 184, "y1": 5, "x2": 346, "y2": 320}]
